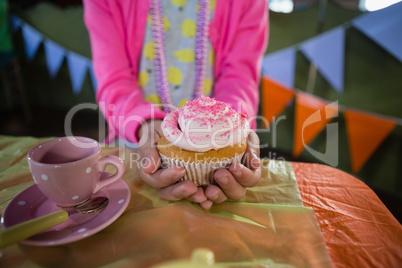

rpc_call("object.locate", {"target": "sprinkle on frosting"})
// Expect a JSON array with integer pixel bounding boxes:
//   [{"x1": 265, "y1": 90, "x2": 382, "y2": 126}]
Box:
[{"x1": 161, "y1": 95, "x2": 250, "y2": 152}]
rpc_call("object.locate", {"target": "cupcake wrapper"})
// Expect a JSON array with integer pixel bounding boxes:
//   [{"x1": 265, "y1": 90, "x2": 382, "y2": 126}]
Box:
[{"x1": 159, "y1": 152, "x2": 245, "y2": 186}]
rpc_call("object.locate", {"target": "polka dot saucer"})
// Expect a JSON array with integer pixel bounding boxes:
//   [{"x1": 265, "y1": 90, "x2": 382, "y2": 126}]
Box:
[{"x1": 1, "y1": 178, "x2": 130, "y2": 246}]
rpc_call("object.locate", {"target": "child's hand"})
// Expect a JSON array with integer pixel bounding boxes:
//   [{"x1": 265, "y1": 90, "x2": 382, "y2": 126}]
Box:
[
  {"x1": 137, "y1": 120, "x2": 205, "y2": 203},
  {"x1": 137, "y1": 121, "x2": 260, "y2": 210},
  {"x1": 203, "y1": 130, "x2": 261, "y2": 207}
]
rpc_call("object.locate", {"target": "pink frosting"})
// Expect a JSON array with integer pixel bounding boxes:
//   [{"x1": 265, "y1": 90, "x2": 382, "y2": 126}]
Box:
[{"x1": 161, "y1": 95, "x2": 250, "y2": 152}]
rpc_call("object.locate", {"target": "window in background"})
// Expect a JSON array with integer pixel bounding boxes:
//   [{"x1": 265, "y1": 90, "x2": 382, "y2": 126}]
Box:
[
  {"x1": 268, "y1": 0, "x2": 402, "y2": 13},
  {"x1": 360, "y1": 0, "x2": 402, "y2": 11},
  {"x1": 269, "y1": 0, "x2": 294, "y2": 13}
]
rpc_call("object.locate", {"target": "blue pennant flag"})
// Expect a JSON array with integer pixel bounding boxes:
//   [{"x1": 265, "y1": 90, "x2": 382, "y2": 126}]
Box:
[
  {"x1": 300, "y1": 26, "x2": 345, "y2": 93},
  {"x1": 43, "y1": 39, "x2": 66, "y2": 78},
  {"x1": 353, "y1": 2, "x2": 402, "y2": 62},
  {"x1": 21, "y1": 24, "x2": 43, "y2": 61},
  {"x1": 9, "y1": 15, "x2": 22, "y2": 32},
  {"x1": 88, "y1": 63, "x2": 98, "y2": 93},
  {"x1": 66, "y1": 52, "x2": 90, "y2": 95},
  {"x1": 262, "y1": 47, "x2": 296, "y2": 88}
]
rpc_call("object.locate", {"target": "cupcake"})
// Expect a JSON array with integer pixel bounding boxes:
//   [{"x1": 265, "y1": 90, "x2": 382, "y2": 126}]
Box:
[{"x1": 157, "y1": 95, "x2": 250, "y2": 186}]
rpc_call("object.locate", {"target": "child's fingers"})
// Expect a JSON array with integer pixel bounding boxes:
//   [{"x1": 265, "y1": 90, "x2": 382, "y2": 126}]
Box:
[
  {"x1": 205, "y1": 184, "x2": 228, "y2": 203},
  {"x1": 245, "y1": 131, "x2": 260, "y2": 164},
  {"x1": 229, "y1": 162, "x2": 260, "y2": 187},
  {"x1": 227, "y1": 129, "x2": 261, "y2": 187},
  {"x1": 138, "y1": 132, "x2": 161, "y2": 175},
  {"x1": 158, "y1": 180, "x2": 198, "y2": 201},
  {"x1": 137, "y1": 128, "x2": 187, "y2": 189},
  {"x1": 140, "y1": 166, "x2": 185, "y2": 189},
  {"x1": 186, "y1": 187, "x2": 208, "y2": 203},
  {"x1": 138, "y1": 148, "x2": 162, "y2": 175},
  {"x1": 200, "y1": 200, "x2": 213, "y2": 210},
  {"x1": 211, "y1": 169, "x2": 247, "y2": 201}
]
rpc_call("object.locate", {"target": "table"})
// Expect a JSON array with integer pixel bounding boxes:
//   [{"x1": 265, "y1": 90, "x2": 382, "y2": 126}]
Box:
[
  {"x1": 0, "y1": 136, "x2": 401, "y2": 267},
  {"x1": 292, "y1": 162, "x2": 402, "y2": 267}
]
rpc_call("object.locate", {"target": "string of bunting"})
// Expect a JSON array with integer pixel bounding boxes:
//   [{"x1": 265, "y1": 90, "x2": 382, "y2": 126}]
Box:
[
  {"x1": 9, "y1": 3, "x2": 402, "y2": 173},
  {"x1": 261, "y1": 77, "x2": 400, "y2": 173},
  {"x1": 262, "y1": 2, "x2": 402, "y2": 93},
  {"x1": 9, "y1": 14, "x2": 98, "y2": 95},
  {"x1": 260, "y1": 2, "x2": 402, "y2": 173}
]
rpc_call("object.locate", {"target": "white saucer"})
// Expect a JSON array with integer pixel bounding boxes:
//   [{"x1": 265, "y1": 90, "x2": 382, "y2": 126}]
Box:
[{"x1": 1, "y1": 178, "x2": 131, "y2": 246}]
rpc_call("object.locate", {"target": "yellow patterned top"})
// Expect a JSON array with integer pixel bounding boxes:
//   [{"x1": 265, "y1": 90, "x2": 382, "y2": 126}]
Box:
[{"x1": 138, "y1": 0, "x2": 216, "y2": 109}]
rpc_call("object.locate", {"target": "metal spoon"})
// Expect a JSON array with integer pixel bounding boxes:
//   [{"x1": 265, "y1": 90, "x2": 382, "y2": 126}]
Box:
[{"x1": 0, "y1": 197, "x2": 109, "y2": 249}]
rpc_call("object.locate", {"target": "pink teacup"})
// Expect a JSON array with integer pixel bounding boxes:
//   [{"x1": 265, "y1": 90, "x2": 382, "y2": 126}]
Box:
[{"x1": 27, "y1": 136, "x2": 125, "y2": 207}]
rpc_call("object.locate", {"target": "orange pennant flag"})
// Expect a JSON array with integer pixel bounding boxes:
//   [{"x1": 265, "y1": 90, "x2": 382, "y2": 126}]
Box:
[
  {"x1": 261, "y1": 76, "x2": 294, "y2": 128},
  {"x1": 344, "y1": 109, "x2": 396, "y2": 173},
  {"x1": 293, "y1": 92, "x2": 338, "y2": 157}
]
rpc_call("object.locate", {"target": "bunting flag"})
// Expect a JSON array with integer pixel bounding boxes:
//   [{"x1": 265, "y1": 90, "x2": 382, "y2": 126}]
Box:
[
  {"x1": 300, "y1": 27, "x2": 345, "y2": 93},
  {"x1": 344, "y1": 110, "x2": 397, "y2": 173},
  {"x1": 43, "y1": 39, "x2": 66, "y2": 78},
  {"x1": 11, "y1": 15, "x2": 95, "y2": 94},
  {"x1": 21, "y1": 24, "x2": 43, "y2": 61},
  {"x1": 66, "y1": 51, "x2": 90, "y2": 95},
  {"x1": 88, "y1": 63, "x2": 98, "y2": 93},
  {"x1": 9, "y1": 15, "x2": 22, "y2": 32},
  {"x1": 293, "y1": 91, "x2": 338, "y2": 157},
  {"x1": 261, "y1": 76, "x2": 294, "y2": 128},
  {"x1": 261, "y1": 47, "x2": 296, "y2": 88},
  {"x1": 353, "y1": 2, "x2": 402, "y2": 62}
]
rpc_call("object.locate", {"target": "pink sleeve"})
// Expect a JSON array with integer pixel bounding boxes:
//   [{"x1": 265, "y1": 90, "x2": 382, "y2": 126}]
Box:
[
  {"x1": 83, "y1": 0, "x2": 165, "y2": 144},
  {"x1": 212, "y1": 0, "x2": 269, "y2": 129}
]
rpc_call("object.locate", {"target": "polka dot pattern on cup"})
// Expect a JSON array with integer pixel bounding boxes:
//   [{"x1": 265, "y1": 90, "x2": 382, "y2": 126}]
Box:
[
  {"x1": 72, "y1": 195, "x2": 79, "y2": 200},
  {"x1": 118, "y1": 199, "x2": 125, "y2": 204},
  {"x1": 86, "y1": 167, "x2": 92, "y2": 174},
  {"x1": 41, "y1": 174, "x2": 48, "y2": 181},
  {"x1": 18, "y1": 201, "x2": 26, "y2": 206},
  {"x1": 78, "y1": 228, "x2": 87, "y2": 233}
]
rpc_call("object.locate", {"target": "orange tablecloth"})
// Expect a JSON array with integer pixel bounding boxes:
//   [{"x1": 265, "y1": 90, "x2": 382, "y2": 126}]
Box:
[{"x1": 292, "y1": 162, "x2": 402, "y2": 267}]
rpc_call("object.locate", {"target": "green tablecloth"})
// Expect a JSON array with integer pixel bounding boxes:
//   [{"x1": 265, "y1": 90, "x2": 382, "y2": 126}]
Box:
[{"x1": 0, "y1": 135, "x2": 332, "y2": 267}]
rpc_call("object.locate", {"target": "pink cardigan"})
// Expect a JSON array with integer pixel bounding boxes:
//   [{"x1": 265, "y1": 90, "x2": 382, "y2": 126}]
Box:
[{"x1": 83, "y1": 0, "x2": 269, "y2": 143}]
